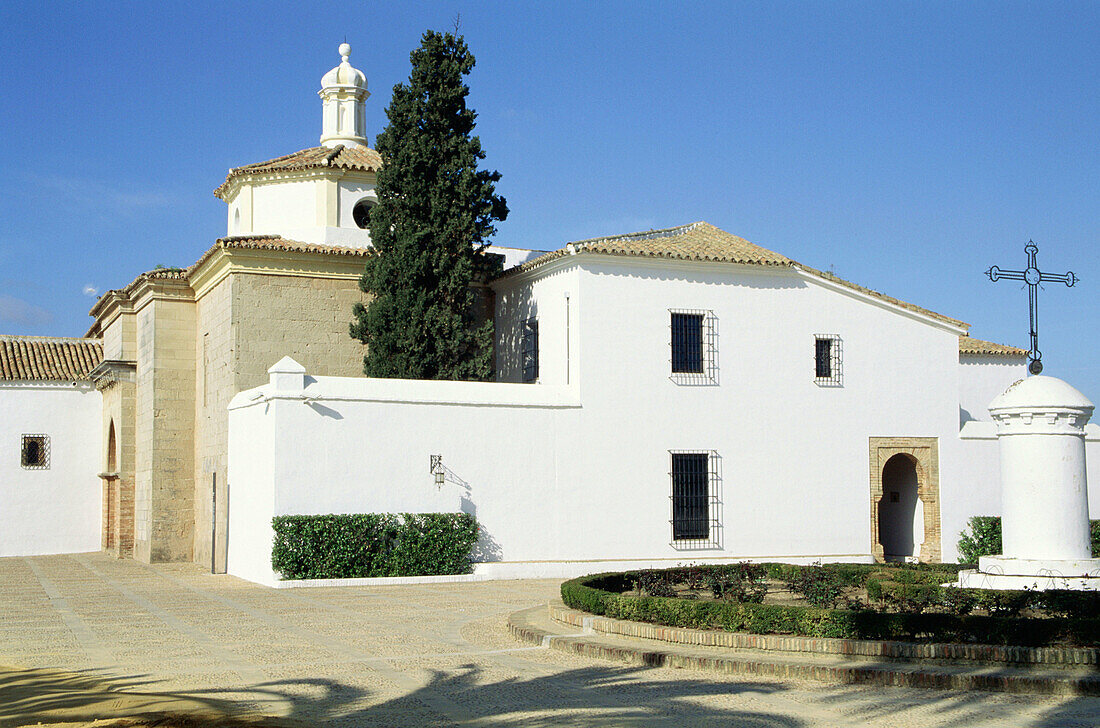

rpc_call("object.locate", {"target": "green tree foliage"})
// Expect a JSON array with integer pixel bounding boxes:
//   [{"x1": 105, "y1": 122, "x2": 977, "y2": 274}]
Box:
[{"x1": 351, "y1": 30, "x2": 508, "y2": 380}]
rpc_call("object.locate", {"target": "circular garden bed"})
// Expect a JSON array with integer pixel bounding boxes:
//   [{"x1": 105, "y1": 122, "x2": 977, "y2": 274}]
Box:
[{"x1": 560, "y1": 563, "x2": 1100, "y2": 647}]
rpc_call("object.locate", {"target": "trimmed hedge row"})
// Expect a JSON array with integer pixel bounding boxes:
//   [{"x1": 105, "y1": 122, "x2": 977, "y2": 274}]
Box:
[
  {"x1": 271, "y1": 513, "x2": 479, "y2": 579},
  {"x1": 562, "y1": 566, "x2": 1100, "y2": 647},
  {"x1": 958, "y1": 516, "x2": 1100, "y2": 563}
]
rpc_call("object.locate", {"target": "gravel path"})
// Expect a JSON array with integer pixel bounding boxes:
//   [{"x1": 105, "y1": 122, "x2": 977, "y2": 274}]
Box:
[{"x1": 1, "y1": 553, "x2": 1097, "y2": 727}]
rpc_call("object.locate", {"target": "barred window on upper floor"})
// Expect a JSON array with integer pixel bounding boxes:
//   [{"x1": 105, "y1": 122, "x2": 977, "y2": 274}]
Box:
[
  {"x1": 21, "y1": 434, "x2": 49, "y2": 469},
  {"x1": 814, "y1": 334, "x2": 843, "y2": 386},
  {"x1": 669, "y1": 309, "x2": 718, "y2": 385},
  {"x1": 521, "y1": 318, "x2": 539, "y2": 383}
]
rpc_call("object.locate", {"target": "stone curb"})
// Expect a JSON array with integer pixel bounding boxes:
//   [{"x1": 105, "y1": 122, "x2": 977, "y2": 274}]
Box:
[
  {"x1": 547, "y1": 602, "x2": 1100, "y2": 668},
  {"x1": 507, "y1": 605, "x2": 1100, "y2": 696}
]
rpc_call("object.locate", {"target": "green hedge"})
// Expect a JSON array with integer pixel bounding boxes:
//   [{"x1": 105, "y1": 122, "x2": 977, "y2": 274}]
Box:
[
  {"x1": 562, "y1": 567, "x2": 1100, "y2": 647},
  {"x1": 271, "y1": 513, "x2": 479, "y2": 579},
  {"x1": 958, "y1": 516, "x2": 1100, "y2": 563}
]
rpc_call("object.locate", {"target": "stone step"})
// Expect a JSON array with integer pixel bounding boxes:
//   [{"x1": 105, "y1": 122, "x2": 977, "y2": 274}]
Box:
[{"x1": 507, "y1": 602, "x2": 1100, "y2": 696}]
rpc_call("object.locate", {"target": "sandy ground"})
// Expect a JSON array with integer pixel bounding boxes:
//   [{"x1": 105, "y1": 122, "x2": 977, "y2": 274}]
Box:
[{"x1": 2, "y1": 553, "x2": 1098, "y2": 727}]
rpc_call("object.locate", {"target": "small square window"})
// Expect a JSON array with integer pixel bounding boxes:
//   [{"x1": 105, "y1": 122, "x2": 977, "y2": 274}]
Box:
[
  {"x1": 521, "y1": 318, "x2": 539, "y2": 383},
  {"x1": 669, "y1": 450, "x2": 720, "y2": 547},
  {"x1": 670, "y1": 309, "x2": 718, "y2": 385},
  {"x1": 21, "y1": 435, "x2": 50, "y2": 469},
  {"x1": 814, "y1": 334, "x2": 842, "y2": 386}
]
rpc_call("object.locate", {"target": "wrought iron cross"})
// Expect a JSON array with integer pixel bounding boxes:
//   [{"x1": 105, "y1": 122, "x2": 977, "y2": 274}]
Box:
[{"x1": 987, "y1": 242, "x2": 1078, "y2": 375}]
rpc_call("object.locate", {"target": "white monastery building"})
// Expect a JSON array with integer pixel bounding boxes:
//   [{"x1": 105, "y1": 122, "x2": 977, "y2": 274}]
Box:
[{"x1": 3, "y1": 45, "x2": 1098, "y2": 582}]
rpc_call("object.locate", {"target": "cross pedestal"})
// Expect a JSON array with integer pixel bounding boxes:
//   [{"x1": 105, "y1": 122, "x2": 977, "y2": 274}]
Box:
[{"x1": 956, "y1": 376, "x2": 1100, "y2": 590}]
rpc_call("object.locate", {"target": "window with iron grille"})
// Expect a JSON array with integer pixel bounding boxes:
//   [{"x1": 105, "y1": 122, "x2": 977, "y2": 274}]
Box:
[
  {"x1": 814, "y1": 334, "x2": 842, "y2": 386},
  {"x1": 521, "y1": 318, "x2": 539, "y2": 383},
  {"x1": 669, "y1": 309, "x2": 718, "y2": 385},
  {"x1": 21, "y1": 434, "x2": 50, "y2": 470},
  {"x1": 669, "y1": 450, "x2": 720, "y2": 547}
]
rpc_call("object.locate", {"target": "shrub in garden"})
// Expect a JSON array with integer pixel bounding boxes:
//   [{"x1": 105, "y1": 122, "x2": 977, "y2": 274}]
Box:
[
  {"x1": 562, "y1": 569, "x2": 1100, "y2": 646},
  {"x1": 705, "y1": 563, "x2": 768, "y2": 603},
  {"x1": 271, "y1": 512, "x2": 479, "y2": 579},
  {"x1": 958, "y1": 516, "x2": 1100, "y2": 563},
  {"x1": 957, "y1": 516, "x2": 1003, "y2": 564},
  {"x1": 780, "y1": 562, "x2": 848, "y2": 608}
]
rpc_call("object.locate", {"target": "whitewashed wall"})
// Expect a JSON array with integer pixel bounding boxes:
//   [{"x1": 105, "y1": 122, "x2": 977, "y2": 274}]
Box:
[
  {"x1": 227, "y1": 368, "x2": 582, "y2": 586},
  {"x1": 226, "y1": 177, "x2": 378, "y2": 248},
  {"x1": 959, "y1": 355, "x2": 1027, "y2": 424},
  {"x1": 0, "y1": 383, "x2": 102, "y2": 556},
  {"x1": 573, "y1": 258, "x2": 963, "y2": 561},
  {"x1": 229, "y1": 256, "x2": 1039, "y2": 584}
]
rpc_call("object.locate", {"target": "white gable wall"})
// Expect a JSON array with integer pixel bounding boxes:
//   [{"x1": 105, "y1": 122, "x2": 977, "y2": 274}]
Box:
[
  {"x1": 572, "y1": 258, "x2": 963, "y2": 560},
  {"x1": 0, "y1": 382, "x2": 102, "y2": 556}
]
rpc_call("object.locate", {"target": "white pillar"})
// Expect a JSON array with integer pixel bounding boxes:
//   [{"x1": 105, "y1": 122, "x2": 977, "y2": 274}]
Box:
[{"x1": 988, "y1": 375, "x2": 1093, "y2": 561}]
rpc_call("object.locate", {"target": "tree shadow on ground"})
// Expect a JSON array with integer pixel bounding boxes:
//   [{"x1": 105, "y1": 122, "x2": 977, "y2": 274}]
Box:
[
  {"x1": 0, "y1": 666, "x2": 282, "y2": 727},
  {"x1": 805, "y1": 670, "x2": 1100, "y2": 728},
  {"x1": 2, "y1": 662, "x2": 799, "y2": 727}
]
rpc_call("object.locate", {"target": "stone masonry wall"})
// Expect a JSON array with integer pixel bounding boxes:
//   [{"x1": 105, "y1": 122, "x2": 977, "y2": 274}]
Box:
[
  {"x1": 133, "y1": 305, "x2": 155, "y2": 562},
  {"x1": 193, "y1": 276, "x2": 234, "y2": 571},
  {"x1": 232, "y1": 273, "x2": 369, "y2": 391},
  {"x1": 134, "y1": 297, "x2": 197, "y2": 563},
  {"x1": 191, "y1": 271, "x2": 369, "y2": 569}
]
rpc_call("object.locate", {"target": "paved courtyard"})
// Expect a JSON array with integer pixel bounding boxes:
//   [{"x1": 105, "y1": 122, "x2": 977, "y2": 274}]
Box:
[{"x1": 1, "y1": 553, "x2": 1097, "y2": 727}]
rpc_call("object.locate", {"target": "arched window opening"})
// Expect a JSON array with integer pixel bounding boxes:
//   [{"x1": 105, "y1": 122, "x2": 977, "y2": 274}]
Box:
[
  {"x1": 352, "y1": 199, "x2": 376, "y2": 230},
  {"x1": 107, "y1": 420, "x2": 117, "y2": 473}
]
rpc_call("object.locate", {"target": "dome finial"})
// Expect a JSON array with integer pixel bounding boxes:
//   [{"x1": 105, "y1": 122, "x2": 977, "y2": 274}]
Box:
[{"x1": 320, "y1": 40, "x2": 369, "y2": 148}]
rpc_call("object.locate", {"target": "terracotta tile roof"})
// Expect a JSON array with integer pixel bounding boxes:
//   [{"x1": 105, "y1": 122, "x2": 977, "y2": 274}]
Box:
[
  {"x1": 498, "y1": 221, "x2": 792, "y2": 278},
  {"x1": 0, "y1": 335, "x2": 103, "y2": 381},
  {"x1": 214, "y1": 144, "x2": 383, "y2": 198},
  {"x1": 959, "y1": 335, "x2": 1028, "y2": 357},
  {"x1": 498, "y1": 220, "x2": 968, "y2": 331},
  {"x1": 186, "y1": 235, "x2": 374, "y2": 274}
]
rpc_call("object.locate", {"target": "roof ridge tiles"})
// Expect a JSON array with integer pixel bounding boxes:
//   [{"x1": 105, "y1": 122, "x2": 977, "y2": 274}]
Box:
[
  {"x1": 0, "y1": 334, "x2": 102, "y2": 343},
  {"x1": 569, "y1": 221, "x2": 702, "y2": 248}
]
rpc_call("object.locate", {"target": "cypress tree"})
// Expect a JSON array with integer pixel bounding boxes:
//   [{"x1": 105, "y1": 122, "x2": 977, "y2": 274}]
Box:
[{"x1": 350, "y1": 30, "x2": 508, "y2": 380}]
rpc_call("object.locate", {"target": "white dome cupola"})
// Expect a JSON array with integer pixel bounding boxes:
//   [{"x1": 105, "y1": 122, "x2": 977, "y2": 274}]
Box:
[{"x1": 319, "y1": 43, "x2": 369, "y2": 148}]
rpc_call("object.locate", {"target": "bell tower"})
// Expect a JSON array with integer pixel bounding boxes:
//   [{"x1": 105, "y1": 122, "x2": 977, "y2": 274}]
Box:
[{"x1": 319, "y1": 43, "x2": 370, "y2": 148}]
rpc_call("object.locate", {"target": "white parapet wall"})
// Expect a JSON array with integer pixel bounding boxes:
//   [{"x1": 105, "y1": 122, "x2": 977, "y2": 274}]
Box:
[
  {"x1": 0, "y1": 382, "x2": 103, "y2": 556},
  {"x1": 226, "y1": 353, "x2": 1100, "y2": 586},
  {"x1": 226, "y1": 356, "x2": 880, "y2": 586}
]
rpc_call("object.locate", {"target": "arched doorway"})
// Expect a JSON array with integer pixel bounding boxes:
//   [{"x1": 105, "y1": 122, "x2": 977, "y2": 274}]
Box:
[
  {"x1": 868, "y1": 437, "x2": 940, "y2": 563},
  {"x1": 878, "y1": 454, "x2": 922, "y2": 561}
]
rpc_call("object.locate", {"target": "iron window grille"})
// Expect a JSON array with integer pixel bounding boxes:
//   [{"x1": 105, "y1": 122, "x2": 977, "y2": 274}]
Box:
[
  {"x1": 814, "y1": 334, "x2": 843, "y2": 386},
  {"x1": 21, "y1": 434, "x2": 50, "y2": 470},
  {"x1": 669, "y1": 450, "x2": 721, "y2": 548},
  {"x1": 521, "y1": 318, "x2": 539, "y2": 383},
  {"x1": 669, "y1": 309, "x2": 718, "y2": 385}
]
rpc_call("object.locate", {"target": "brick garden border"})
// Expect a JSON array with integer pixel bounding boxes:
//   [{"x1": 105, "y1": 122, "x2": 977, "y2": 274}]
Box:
[
  {"x1": 548, "y1": 601, "x2": 1100, "y2": 667},
  {"x1": 507, "y1": 602, "x2": 1100, "y2": 696}
]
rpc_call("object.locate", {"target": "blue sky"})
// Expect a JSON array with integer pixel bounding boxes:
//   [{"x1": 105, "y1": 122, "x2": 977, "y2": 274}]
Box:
[{"x1": 1, "y1": 2, "x2": 1097, "y2": 399}]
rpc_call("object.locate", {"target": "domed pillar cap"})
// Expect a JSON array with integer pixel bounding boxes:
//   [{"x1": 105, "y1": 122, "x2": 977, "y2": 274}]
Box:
[
  {"x1": 989, "y1": 375, "x2": 1094, "y2": 412},
  {"x1": 988, "y1": 375, "x2": 1094, "y2": 435}
]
